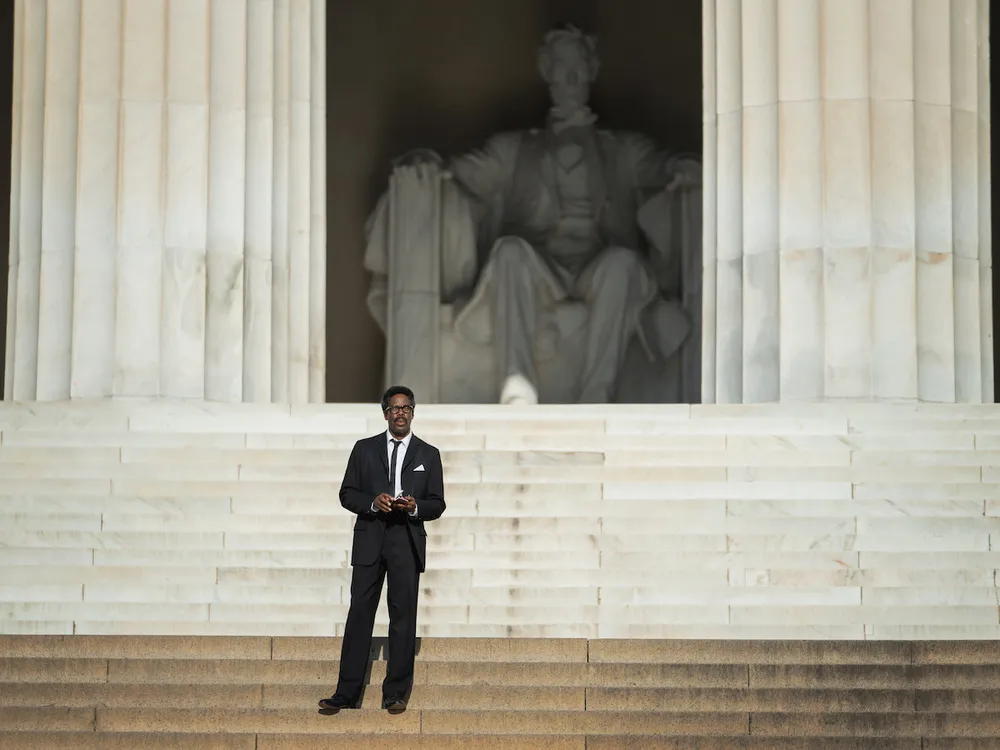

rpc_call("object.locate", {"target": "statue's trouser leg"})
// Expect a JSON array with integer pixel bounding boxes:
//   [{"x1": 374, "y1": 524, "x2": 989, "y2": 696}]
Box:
[
  {"x1": 576, "y1": 247, "x2": 652, "y2": 403},
  {"x1": 489, "y1": 238, "x2": 540, "y2": 393}
]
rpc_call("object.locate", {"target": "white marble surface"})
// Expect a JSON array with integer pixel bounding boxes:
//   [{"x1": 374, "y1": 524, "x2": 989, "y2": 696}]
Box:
[
  {"x1": 0, "y1": 400, "x2": 998, "y2": 638},
  {"x1": 702, "y1": 0, "x2": 993, "y2": 404},
  {"x1": 5, "y1": 0, "x2": 325, "y2": 403}
]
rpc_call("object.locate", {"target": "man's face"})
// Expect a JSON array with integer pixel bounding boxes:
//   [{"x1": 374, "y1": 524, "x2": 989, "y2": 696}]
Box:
[
  {"x1": 384, "y1": 393, "x2": 414, "y2": 437},
  {"x1": 547, "y1": 44, "x2": 591, "y2": 112}
]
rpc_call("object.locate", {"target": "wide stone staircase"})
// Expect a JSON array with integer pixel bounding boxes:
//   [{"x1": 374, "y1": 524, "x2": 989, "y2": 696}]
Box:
[
  {"x1": 2, "y1": 399, "x2": 1000, "y2": 745},
  {"x1": 2, "y1": 635, "x2": 999, "y2": 748}
]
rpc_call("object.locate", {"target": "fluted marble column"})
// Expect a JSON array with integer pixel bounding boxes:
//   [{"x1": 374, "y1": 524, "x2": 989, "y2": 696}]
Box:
[
  {"x1": 702, "y1": 0, "x2": 992, "y2": 403},
  {"x1": 5, "y1": 0, "x2": 326, "y2": 403}
]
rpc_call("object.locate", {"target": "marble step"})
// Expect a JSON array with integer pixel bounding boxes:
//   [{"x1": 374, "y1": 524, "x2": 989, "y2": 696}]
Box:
[
  {"x1": 2, "y1": 565, "x2": 995, "y2": 590},
  {"x1": 11, "y1": 625, "x2": 998, "y2": 641},
  {"x1": 1, "y1": 705, "x2": 999, "y2": 738},
  {"x1": 6, "y1": 658, "x2": 1000, "y2": 690},
  {"x1": 5, "y1": 556, "x2": 997, "y2": 581},
  {"x1": 6, "y1": 505, "x2": 998, "y2": 525},
  {"x1": 0, "y1": 706, "x2": 748, "y2": 735},
  {"x1": 4, "y1": 635, "x2": 996, "y2": 663},
  {"x1": 5, "y1": 608, "x2": 1000, "y2": 639},
  {"x1": 0, "y1": 657, "x2": 745, "y2": 688},
  {"x1": 0, "y1": 735, "x2": 982, "y2": 750},
  {"x1": 0, "y1": 734, "x2": 581, "y2": 750},
  {"x1": 2, "y1": 480, "x2": 999, "y2": 504},
  {"x1": 2, "y1": 432, "x2": 995, "y2": 458},
  {"x1": 0, "y1": 450, "x2": 997, "y2": 473},
  {"x1": 0, "y1": 635, "x2": 585, "y2": 660},
  {"x1": 9, "y1": 444, "x2": 1000, "y2": 462},
  {"x1": 0, "y1": 683, "x2": 584, "y2": 710},
  {"x1": 5, "y1": 682, "x2": 1000, "y2": 713},
  {"x1": 2, "y1": 599, "x2": 998, "y2": 616}
]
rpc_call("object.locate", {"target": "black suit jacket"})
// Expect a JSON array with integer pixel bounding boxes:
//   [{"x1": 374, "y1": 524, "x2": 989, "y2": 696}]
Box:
[{"x1": 339, "y1": 432, "x2": 446, "y2": 573}]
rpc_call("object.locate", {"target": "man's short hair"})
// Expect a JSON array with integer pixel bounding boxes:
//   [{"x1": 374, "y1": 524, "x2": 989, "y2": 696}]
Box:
[
  {"x1": 381, "y1": 385, "x2": 415, "y2": 411},
  {"x1": 538, "y1": 24, "x2": 600, "y2": 83}
]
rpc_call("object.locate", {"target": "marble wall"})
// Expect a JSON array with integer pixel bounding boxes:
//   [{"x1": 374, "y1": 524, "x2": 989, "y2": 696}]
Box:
[
  {"x1": 702, "y1": 0, "x2": 993, "y2": 405},
  {"x1": 4, "y1": 0, "x2": 327, "y2": 404}
]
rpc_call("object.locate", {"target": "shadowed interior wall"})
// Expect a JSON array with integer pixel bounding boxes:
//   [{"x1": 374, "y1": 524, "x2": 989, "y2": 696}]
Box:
[{"x1": 325, "y1": 0, "x2": 703, "y2": 402}]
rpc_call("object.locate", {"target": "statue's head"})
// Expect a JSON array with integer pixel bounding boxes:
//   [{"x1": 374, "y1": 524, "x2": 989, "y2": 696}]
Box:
[{"x1": 538, "y1": 25, "x2": 599, "y2": 113}]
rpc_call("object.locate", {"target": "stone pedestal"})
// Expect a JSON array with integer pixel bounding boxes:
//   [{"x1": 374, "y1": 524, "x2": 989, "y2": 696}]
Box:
[
  {"x1": 701, "y1": 0, "x2": 992, "y2": 404},
  {"x1": 5, "y1": 0, "x2": 326, "y2": 403}
]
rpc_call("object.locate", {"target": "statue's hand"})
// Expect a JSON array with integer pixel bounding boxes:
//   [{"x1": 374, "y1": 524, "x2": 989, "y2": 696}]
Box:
[
  {"x1": 666, "y1": 157, "x2": 702, "y2": 192},
  {"x1": 392, "y1": 149, "x2": 454, "y2": 182},
  {"x1": 392, "y1": 148, "x2": 445, "y2": 169}
]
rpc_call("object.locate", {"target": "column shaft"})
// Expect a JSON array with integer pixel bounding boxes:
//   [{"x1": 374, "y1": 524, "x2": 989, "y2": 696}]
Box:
[
  {"x1": 206, "y1": 0, "x2": 249, "y2": 402},
  {"x1": 270, "y1": 0, "x2": 290, "y2": 402},
  {"x1": 308, "y1": 0, "x2": 327, "y2": 403},
  {"x1": 5, "y1": 0, "x2": 326, "y2": 403},
  {"x1": 702, "y1": 0, "x2": 992, "y2": 403},
  {"x1": 243, "y1": 0, "x2": 275, "y2": 403}
]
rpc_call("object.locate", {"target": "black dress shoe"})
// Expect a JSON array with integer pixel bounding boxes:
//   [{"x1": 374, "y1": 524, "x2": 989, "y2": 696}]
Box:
[
  {"x1": 318, "y1": 693, "x2": 358, "y2": 710},
  {"x1": 382, "y1": 695, "x2": 407, "y2": 712}
]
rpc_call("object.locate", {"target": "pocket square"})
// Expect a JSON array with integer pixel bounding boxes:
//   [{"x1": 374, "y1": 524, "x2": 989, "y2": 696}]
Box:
[{"x1": 413, "y1": 464, "x2": 425, "y2": 472}]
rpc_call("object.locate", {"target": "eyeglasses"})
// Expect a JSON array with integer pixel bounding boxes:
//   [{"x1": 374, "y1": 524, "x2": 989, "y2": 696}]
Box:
[{"x1": 385, "y1": 405, "x2": 414, "y2": 415}]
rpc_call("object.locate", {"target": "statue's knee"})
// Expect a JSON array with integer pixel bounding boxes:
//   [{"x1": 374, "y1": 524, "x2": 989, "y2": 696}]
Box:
[
  {"x1": 492, "y1": 237, "x2": 534, "y2": 266},
  {"x1": 490, "y1": 239, "x2": 537, "y2": 290}
]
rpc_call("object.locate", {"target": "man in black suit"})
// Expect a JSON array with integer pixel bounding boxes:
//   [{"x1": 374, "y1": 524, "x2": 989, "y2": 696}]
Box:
[{"x1": 319, "y1": 385, "x2": 446, "y2": 712}]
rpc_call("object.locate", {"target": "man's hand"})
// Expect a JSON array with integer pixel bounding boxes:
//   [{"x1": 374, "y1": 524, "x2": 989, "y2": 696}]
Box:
[
  {"x1": 394, "y1": 495, "x2": 417, "y2": 514},
  {"x1": 373, "y1": 493, "x2": 395, "y2": 513}
]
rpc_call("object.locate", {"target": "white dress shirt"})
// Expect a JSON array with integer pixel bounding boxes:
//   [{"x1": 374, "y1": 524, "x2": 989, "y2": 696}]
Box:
[{"x1": 371, "y1": 430, "x2": 418, "y2": 517}]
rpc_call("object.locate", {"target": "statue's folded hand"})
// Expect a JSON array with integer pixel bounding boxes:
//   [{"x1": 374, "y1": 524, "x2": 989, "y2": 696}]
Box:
[
  {"x1": 665, "y1": 157, "x2": 702, "y2": 192},
  {"x1": 392, "y1": 147, "x2": 445, "y2": 168}
]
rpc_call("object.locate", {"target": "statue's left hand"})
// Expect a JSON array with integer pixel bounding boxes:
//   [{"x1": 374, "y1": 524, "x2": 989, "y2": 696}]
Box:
[
  {"x1": 666, "y1": 158, "x2": 702, "y2": 192},
  {"x1": 392, "y1": 148, "x2": 444, "y2": 168}
]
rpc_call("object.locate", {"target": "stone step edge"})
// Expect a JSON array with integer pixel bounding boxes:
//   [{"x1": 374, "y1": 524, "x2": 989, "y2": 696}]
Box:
[
  {"x1": 3, "y1": 707, "x2": 999, "y2": 735},
  {"x1": 2, "y1": 685, "x2": 997, "y2": 713},
  {"x1": 0, "y1": 734, "x2": 960, "y2": 750},
  {"x1": 2, "y1": 637, "x2": 997, "y2": 665}
]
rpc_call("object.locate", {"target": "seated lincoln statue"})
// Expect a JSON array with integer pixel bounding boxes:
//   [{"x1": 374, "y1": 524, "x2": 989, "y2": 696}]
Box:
[{"x1": 364, "y1": 25, "x2": 702, "y2": 404}]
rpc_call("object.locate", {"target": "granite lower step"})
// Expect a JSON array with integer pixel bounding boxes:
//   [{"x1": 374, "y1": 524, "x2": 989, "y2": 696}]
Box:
[
  {"x1": 2, "y1": 637, "x2": 999, "y2": 745},
  {"x1": 4, "y1": 682, "x2": 1000, "y2": 713},
  {"x1": 3, "y1": 734, "x2": 999, "y2": 750},
  {"x1": 2, "y1": 706, "x2": 999, "y2": 737}
]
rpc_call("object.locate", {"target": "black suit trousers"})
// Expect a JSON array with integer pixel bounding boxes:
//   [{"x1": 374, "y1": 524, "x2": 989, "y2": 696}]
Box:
[{"x1": 336, "y1": 519, "x2": 420, "y2": 701}]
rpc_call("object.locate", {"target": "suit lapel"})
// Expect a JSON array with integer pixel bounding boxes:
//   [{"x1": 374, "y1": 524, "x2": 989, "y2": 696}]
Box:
[
  {"x1": 401, "y1": 435, "x2": 422, "y2": 474},
  {"x1": 375, "y1": 433, "x2": 389, "y2": 483}
]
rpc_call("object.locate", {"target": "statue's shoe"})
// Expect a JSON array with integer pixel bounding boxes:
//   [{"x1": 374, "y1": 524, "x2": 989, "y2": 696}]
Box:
[{"x1": 500, "y1": 374, "x2": 539, "y2": 405}]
